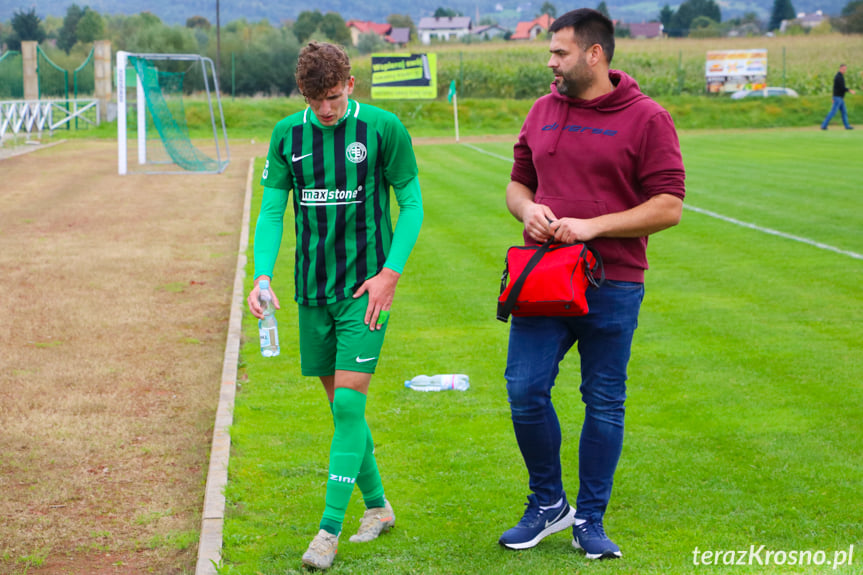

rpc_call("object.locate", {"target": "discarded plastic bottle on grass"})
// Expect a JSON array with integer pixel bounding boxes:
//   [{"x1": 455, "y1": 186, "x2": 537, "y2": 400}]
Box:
[
  {"x1": 405, "y1": 374, "x2": 469, "y2": 392},
  {"x1": 258, "y1": 279, "x2": 280, "y2": 357}
]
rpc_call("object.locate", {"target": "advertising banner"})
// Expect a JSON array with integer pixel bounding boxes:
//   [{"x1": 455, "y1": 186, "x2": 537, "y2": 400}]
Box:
[
  {"x1": 705, "y1": 49, "x2": 767, "y2": 93},
  {"x1": 371, "y1": 53, "x2": 437, "y2": 99}
]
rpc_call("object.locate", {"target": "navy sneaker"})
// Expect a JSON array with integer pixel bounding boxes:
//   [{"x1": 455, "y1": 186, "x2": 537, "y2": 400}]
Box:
[
  {"x1": 572, "y1": 519, "x2": 622, "y2": 560},
  {"x1": 499, "y1": 494, "x2": 575, "y2": 550}
]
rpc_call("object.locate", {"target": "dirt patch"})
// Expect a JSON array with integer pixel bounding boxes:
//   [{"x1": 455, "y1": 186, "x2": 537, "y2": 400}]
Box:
[{"x1": 0, "y1": 140, "x2": 266, "y2": 574}]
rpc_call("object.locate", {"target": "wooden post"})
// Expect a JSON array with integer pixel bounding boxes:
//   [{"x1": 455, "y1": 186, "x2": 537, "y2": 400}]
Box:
[
  {"x1": 22, "y1": 41, "x2": 38, "y2": 101},
  {"x1": 94, "y1": 40, "x2": 112, "y2": 122}
]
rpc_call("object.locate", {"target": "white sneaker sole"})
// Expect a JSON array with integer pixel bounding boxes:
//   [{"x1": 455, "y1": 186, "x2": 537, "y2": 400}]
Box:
[
  {"x1": 500, "y1": 505, "x2": 576, "y2": 550},
  {"x1": 572, "y1": 538, "x2": 623, "y2": 560}
]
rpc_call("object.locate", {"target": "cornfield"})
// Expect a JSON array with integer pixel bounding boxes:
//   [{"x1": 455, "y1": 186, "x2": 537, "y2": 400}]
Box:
[{"x1": 351, "y1": 34, "x2": 863, "y2": 99}]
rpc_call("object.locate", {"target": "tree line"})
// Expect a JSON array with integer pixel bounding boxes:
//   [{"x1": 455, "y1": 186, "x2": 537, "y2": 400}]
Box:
[{"x1": 0, "y1": 6, "x2": 421, "y2": 97}]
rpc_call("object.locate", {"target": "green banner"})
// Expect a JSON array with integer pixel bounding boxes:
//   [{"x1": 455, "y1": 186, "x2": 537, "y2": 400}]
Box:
[{"x1": 371, "y1": 53, "x2": 437, "y2": 100}]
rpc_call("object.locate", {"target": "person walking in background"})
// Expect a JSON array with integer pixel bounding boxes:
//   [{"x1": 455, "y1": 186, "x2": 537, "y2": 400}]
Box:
[
  {"x1": 498, "y1": 9, "x2": 685, "y2": 560},
  {"x1": 821, "y1": 63, "x2": 856, "y2": 130},
  {"x1": 247, "y1": 42, "x2": 423, "y2": 570}
]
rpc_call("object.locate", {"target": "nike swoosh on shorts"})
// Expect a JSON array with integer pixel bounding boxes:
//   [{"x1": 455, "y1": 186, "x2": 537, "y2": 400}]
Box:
[{"x1": 355, "y1": 357, "x2": 376, "y2": 363}]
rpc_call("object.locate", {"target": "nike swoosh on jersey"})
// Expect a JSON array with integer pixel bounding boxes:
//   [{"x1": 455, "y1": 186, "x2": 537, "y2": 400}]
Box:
[
  {"x1": 355, "y1": 356, "x2": 377, "y2": 363},
  {"x1": 292, "y1": 152, "x2": 312, "y2": 162}
]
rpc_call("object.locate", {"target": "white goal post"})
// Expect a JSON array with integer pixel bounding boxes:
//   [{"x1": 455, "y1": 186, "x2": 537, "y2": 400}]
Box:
[{"x1": 116, "y1": 51, "x2": 229, "y2": 175}]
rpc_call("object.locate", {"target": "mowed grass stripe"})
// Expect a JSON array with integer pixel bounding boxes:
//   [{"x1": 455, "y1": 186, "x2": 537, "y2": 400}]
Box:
[
  {"x1": 221, "y1": 138, "x2": 861, "y2": 574},
  {"x1": 627, "y1": 219, "x2": 862, "y2": 555},
  {"x1": 680, "y1": 132, "x2": 862, "y2": 252},
  {"x1": 463, "y1": 132, "x2": 863, "y2": 255}
]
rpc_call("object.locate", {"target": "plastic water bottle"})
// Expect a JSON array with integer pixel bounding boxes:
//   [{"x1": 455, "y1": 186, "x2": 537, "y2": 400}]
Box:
[
  {"x1": 258, "y1": 279, "x2": 280, "y2": 357},
  {"x1": 404, "y1": 374, "x2": 469, "y2": 392}
]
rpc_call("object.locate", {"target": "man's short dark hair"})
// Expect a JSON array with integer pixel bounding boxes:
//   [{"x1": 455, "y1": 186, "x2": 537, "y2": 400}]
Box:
[
  {"x1": 296, "y1": 42, "x2": 352, "y2": 100},
  {"x1": 549, "y1": 8, "x2": 615, "y2": 65}
]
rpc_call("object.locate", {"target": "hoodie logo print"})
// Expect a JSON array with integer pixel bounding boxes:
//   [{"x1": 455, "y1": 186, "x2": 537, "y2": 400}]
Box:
[{"x1": 542, "y1": 122, "x2": 618, "y2": 136}]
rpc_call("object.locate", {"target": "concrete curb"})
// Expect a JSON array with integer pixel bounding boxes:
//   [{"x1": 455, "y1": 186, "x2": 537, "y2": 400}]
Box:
[{"x1": 195, "y1": 157, "x2": 255, "y2": 574}]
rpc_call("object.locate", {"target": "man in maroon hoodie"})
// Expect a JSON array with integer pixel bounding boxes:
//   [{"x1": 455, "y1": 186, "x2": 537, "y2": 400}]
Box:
[{"x1": 498, "y1": 8, "x2": 686, "y2": 560}]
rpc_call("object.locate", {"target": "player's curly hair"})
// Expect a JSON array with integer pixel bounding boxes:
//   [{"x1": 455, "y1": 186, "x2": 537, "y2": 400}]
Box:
[{"x1": 296, "y1": 42, "x2": 352, "y2": 100}]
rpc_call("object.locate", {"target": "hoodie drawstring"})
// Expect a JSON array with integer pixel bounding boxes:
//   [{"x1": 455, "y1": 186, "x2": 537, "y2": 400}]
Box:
[{"x1": 549, "y1": 100, "x2": 569, "y2": 156}]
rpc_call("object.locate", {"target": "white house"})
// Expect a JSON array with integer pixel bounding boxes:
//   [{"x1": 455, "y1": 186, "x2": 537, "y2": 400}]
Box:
[
  {"x1": 780, "y1": 10, "x2": 826, "y2": 32},
  {"x1": 417, "y1": 17, "x2": 473, "y2": 44}
]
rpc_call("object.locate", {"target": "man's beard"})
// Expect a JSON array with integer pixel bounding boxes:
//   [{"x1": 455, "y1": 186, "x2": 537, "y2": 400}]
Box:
[{"x1": 554, "y1": 69, "x2": 591, "y2": 98}]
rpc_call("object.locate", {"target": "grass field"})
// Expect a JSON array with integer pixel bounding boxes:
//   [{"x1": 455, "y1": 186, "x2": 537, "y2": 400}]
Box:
[
  {"x1": 218, "y1": 129, "x2": 862, "y2": 574},
  {"x1": 3, "y1": 35, "x2": 861, "y2": 574}
]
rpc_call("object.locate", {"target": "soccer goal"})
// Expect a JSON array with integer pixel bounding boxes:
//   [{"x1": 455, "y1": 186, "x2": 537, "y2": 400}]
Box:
[{"x1": 116, "y1": 51, "x2": 229, "y2": 175}]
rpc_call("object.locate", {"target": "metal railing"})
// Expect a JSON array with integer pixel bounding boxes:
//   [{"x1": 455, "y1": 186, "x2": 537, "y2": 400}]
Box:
[{"x1": 0, "y1": 99, "x2": 100, "y2": 140}]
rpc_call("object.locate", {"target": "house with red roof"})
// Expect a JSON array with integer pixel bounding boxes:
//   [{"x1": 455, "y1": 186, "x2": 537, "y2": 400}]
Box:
[
  {"x1": 346, "y1": 20, "x2": 393, "y2": 46},
  {"x1": 510, "y1": 13, "x2": 554, "y2": 40}
]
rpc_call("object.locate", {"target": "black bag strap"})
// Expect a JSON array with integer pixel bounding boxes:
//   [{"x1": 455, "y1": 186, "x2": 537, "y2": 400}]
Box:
[
  {"x1": 585, "y1": 245, "x2": 605, "y2": 288},
  {"x1": 496, "y1": 237, "x2": 556, "y2": 323}
]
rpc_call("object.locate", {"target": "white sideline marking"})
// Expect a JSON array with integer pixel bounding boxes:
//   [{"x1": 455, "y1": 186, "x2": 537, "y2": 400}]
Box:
[
  {"x1": 683, "y1": 205, "x2": 863, "y2": 260},
  {"x1": 195, "y1": 158, "x2": 254, "y2": 575},
  {"x1": 462, "y1": 142, "x2": 511, "y2": 162},
  {"x1": 460, "y1": 142, "x2": 862, "y2": 261}
]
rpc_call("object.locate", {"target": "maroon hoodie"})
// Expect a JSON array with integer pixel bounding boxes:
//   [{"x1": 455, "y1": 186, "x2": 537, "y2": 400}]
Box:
[{"x1": 511, "y1": 70, "x2": 686, "y2": 283}]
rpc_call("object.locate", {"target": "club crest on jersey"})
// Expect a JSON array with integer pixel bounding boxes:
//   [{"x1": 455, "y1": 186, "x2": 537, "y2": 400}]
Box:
[{"x1": 346, "y1": 142, "x2": 367, "y2": 164}]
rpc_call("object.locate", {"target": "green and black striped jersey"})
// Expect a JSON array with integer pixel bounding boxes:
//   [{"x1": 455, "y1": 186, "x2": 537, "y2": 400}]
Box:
[{"x1": 259, "y1": 100, "x2": 418, "y2": 306}]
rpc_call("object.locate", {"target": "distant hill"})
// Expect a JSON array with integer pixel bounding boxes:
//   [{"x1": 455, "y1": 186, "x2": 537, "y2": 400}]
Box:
[{"x1": 0, "y1": 0, "x2": 846, "y2": 31}]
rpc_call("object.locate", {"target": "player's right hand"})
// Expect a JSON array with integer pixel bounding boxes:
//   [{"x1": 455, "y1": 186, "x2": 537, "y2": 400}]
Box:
[{"x1": 247, "y1": 277, "x2": 280, "y2": 320}]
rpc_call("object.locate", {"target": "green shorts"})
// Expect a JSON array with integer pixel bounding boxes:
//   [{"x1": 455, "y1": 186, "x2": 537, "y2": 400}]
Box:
[{"x1": 298, "y1": 293, "x2": 389, "y2": 376}]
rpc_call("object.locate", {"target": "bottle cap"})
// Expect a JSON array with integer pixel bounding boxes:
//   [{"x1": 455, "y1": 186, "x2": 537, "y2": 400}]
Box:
[
  {"x1": 259, "y1": 279, "x2": 269, "y2": 289},
  {"x1": 404, "y1": 381, "x2": 411, "y2": 387}
]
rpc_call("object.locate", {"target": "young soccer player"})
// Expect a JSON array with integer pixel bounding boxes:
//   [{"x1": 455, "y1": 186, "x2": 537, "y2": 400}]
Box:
[{"x1": 247, "y1": 41, "x2": 423, "y2": 570}]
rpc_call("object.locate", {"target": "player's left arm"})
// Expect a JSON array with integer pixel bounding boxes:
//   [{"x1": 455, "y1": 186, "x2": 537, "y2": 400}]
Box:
[
  {"x1": 353, "y1": 116, "x2": 423, "y2": 330},
  {"x1": 353, "y1": 175, "x2": 423, "y2": 330}
]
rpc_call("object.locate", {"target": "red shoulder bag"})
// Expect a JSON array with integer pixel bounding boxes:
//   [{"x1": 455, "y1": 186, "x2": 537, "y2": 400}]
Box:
[{"x1": 497, "y1": 237, "x2": 604, "y2": 322}]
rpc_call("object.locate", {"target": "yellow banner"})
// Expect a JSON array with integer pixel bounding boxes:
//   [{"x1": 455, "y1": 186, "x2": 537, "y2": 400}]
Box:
[{"x1": 371, "y1": 53, "x2": 437, "y2": 100}]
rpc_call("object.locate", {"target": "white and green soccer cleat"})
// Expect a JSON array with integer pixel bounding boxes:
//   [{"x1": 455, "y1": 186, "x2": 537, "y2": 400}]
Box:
[
  {"x1": 302, "y1": 529, "x2": 339, "y2": 570},
  {"x1": 349, "y1": 500, "x2": 395, "y2": 543}
]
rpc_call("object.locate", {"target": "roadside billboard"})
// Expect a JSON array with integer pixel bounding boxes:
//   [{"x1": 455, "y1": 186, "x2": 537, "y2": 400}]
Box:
[{"x1": 705, "y1": 49, "x2": 767, "y2": 93}]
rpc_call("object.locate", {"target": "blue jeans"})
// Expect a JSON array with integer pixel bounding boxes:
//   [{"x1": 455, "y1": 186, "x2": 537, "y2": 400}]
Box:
[
  {"x1": 822, "y1": 97, "x2": 851, "y2": 129},
  {"x1": 504, "y1": 280, "x2": 644, "y2": 522}
]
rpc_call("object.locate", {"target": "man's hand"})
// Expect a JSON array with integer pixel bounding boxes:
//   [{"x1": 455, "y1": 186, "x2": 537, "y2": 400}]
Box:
[
  {"x1": 353, "y1": 268, "x2": 400, "y2": 330},
  {"x1": 549, "y1": 217, "x2": 601, "y2": 244},
  {"x1": 507, "y1": 181, "x2": 557, "y2": 243},
  {"x1": 247, "y1": 276, "x2": 280, "y2": 320},
  {"x1": 521, "y1": 202, "x2": 558, "y2": 243}
]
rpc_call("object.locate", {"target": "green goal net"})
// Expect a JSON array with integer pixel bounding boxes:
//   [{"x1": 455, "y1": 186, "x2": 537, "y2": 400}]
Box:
[{"x1": 117, "y1": 51, "x2": 229, "y2": 175}]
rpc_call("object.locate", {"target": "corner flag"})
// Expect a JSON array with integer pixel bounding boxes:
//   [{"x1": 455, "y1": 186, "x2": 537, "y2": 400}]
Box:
[{"x1": 448, "y1": 80, "x2": 459, "y2": 142}]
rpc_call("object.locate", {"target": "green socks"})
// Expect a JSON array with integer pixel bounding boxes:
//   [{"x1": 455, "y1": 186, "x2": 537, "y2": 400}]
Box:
[
  {"x1": 321, "y1": 388, "x2": 385, "y2": 535},
  {"x1": 357, "y1": 423, "x2": 386, "y2": 509}
]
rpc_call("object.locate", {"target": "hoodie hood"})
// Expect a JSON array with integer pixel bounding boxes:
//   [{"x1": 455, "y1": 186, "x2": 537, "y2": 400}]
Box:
[{"x1": 550, "y1": 69, "x2": 649, "y2": 112}]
